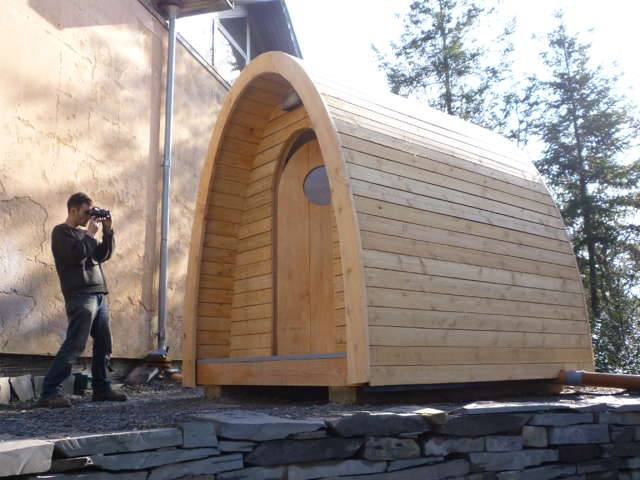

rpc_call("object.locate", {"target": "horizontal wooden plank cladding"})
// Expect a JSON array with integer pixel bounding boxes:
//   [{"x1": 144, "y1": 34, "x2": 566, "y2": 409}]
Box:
[
  {"x1": 362, "y1": 250, "x2": 582, "y2": 293},
  {"x1": 369, "y1": 363, "x2": 588, "y2": 386},
  {"x1": 352, "y1": 179, "x2": 567, "y2": 241},
  {"x1": 361, "y1": 231, "x2": 577, "y2": 280},
  {"x1": 368, "y1": 307, "x2": 590, "y2": 335},
  {"x1": 367, "y1": 287, "x2": 585, "y2": 320},
  {"x1": 371, "y1": 346, "x2": 593, "y2": 366},
  {"x1": 197, "y1": 356, "x2": 347, "y2": 386},
  {"x1": 364, "y1": 268, "x2": 584, "y2": 307},
  {"x1": 334, "y1": 118, "x2": 550, "y2": 200},
  {"x1": 369, "y1": 326, "x2": 590, "y2": 349}
]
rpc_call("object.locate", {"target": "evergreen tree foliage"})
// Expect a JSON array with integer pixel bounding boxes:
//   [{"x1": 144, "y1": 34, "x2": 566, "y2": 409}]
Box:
[
  {"x1": 374, "y1": 0, "x2": 515, "y2": 134},
  {"x1": 527, "y1": 18, "x2": 640, "y2": 373}
]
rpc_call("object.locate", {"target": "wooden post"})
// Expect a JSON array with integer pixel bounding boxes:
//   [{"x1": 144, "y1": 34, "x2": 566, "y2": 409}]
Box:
[
  {"x1": 204, "y1": 386, "x2": 222, "y2": 400},
  {"x1": 328, "y1": 386, "x2": 358, "y2": 404}
]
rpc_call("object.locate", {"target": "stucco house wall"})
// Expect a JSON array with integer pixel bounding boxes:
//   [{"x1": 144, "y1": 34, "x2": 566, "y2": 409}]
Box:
[{"x1": 0, "y1": 0, "x2": 228, "y2": 359}]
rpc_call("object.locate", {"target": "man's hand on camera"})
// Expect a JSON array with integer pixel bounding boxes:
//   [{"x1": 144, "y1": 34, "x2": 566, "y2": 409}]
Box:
[
  {"x1": 102, "y1": 215, "x2": 113, "y2": 234},
  {"x1": 87, "y1": 218, "x2": 99, "y2": 237}
]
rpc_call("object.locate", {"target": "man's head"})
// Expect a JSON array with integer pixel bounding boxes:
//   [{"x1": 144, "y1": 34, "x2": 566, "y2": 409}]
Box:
[{"x1": 66, "y1": 192, "x2": 93, "y2": 227}]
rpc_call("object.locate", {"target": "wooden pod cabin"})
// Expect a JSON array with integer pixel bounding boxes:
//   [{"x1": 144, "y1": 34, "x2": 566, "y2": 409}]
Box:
[{"x1": 182, "y1": 52, "x2": 594, "y2": 390}]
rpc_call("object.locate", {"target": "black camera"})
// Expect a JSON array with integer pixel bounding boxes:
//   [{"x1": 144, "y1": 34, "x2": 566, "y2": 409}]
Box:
[{"x1": 87, "y1": 207, "x2": 111, "y2": 219}]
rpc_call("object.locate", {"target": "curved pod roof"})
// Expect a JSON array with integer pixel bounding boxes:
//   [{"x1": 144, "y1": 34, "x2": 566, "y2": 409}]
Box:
[{"x1": 183, "y1": 52, "x2": 593, "y2": 388}]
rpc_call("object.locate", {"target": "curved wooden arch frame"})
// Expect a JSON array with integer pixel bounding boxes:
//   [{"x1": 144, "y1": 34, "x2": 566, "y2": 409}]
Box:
[{"x1": 183, "y1": 52, "x2": 370, "y2": 387}]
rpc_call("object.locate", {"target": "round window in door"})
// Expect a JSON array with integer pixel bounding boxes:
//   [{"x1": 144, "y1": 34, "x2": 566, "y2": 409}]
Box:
[{"x1": 303, "y1": 166, "x2": 331, "y2": 205}]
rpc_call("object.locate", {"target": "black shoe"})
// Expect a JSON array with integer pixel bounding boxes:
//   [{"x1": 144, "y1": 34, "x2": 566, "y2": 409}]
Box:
[
  {"x1": 92, "y1": 390, "x2": 127, "y2": 402},
  {"x1": 36, "y1": 394, "x2": 72, "y2": 408}
]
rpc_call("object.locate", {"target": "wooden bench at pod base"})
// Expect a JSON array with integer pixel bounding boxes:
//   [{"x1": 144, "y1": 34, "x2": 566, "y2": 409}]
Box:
[{"x1": 181, "y1": 52, "x2": 594, "y2": 395}]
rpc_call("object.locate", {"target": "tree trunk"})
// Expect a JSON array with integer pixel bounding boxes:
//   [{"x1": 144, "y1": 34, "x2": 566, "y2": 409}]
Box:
[{"x1": 437, "y1": 0, "x2": 453, "y2": 115}]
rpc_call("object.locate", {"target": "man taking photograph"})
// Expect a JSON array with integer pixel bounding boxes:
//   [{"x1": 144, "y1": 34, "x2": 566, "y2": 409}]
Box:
[{"x1": 37, "y1": 192, "x2": 127, "y2": 408}]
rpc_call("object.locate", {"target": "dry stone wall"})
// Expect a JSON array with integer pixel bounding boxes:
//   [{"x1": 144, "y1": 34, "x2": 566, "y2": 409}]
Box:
[{"x1": 4, "y1": 397, "x2": 640, "y2": 479}]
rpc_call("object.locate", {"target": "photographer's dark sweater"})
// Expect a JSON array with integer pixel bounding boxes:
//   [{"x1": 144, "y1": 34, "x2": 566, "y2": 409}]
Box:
[{"x1": 51, "y1": 223, "x2": 115, "y2": 300}]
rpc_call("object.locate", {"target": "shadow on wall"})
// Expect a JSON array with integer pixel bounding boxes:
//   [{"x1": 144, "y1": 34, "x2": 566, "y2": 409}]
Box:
[{"x1": 0, "y1": 0, "x2": 226, "y2": 359}]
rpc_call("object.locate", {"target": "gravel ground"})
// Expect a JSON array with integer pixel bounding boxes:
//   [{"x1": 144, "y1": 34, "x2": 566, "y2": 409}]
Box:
[{"x1": 0, "y1": 380, "x2": 628, "y2": 441}]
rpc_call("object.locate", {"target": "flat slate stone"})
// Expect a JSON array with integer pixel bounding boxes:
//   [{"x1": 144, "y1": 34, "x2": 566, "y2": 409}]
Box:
[
  {"x1": 186, "y1": 411, "x2": 324, "y2": 441},
  {"x1": 327, "y1": 412, "x2": 430, "y2": 437},
  {"x1": 54, "y1": 428, "x2": 183, "y2": 457},
  {"x1": 439, "y1": 414, "x2": 530, "y2": 437},
  {"x1": 50, "y1": 457, "x2": 94, "y2": 473},
  {"x1": 288, "y1": 459, "x2": 387, "y2": 480},
  {"x1": 10, "y1": 374, "x2": 34, "y2": 401},
  {"x1": 577, "y1": 457, "x2": 622, "y2": 474},
  {"x1": 33, "y1": 376, "x2": 45, "y2": 398},
  {"x1": 548, "y1": 425, "x2": 610, "y2": 445},
  {"x1": 362, "y1": 437, "x2": 420, "y2": 460},
  {"x1": 245, "y1": 437, "x2": 363, "y2": 466},
  {"x1": 219, "y1": 440, "x2": 256, "y2": 452},
  {"x1": 456, "y1": 401, "x2": 572, "y2": 415},
  {"x1": 218, "y1": 466, "x2": 286, "y2": 480},
  {"x1": 485, "y1": 436, "x2": 523, "y2": 452},
  {"x1": 469, "y1": 449, "x2": 558, "y2": 472},
  {"x1": 602, "y1": 442, "x2": 640, "y2": 457},
  {"x1": 148, "y1": 453, "x2": 242, "y2": 480},
  {"x1": 498, "y1": 464, "x2": 576, "y2": 480},
  {"x1": 0, "y1": 377, "x2": 10, "y2": 405},
  {"x1": 611, "y1": 426, "x2": 635, "y2": 443},
  {"x1": 0, "y1": 439, "x2": 53, "y2": 477},
  {"x1": 91, "y1": 447, "x2": 218, "y2": 470},
  {"x1": 181, "y1": 421, "x2": 219, "y2": 448},
  {"x1": 599, "y1": 412, "x2": 640, "y2": 425},
  {"x1": 323, "y1": 459, "x2": 470, "y2": 480},
  {"x1": 529, "y1": 413, "x2": 594, "y2": 426},
  {"x1": 28, "y1": 472, "x2": 148, "y2": 479},
  {"x1": 522, "y1": 426, "x2": 547, "y2": 448},
  {"x1": 387, "y1": 457, "x2": 443, "y2": 472},
  {"x1": 557, "y1": 444, "x2": 602, "y2": 463},
  {"x1": 423, "y1": 436, "x2": 485, "y2": 456},
  {"x1": 385, "y1": 406, "x2": 448, "y2": 426}
]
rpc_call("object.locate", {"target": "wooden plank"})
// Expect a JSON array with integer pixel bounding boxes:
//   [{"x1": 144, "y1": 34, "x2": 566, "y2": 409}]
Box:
[
  {"x1": 369, "y1": 326, "x2": 590, "y2": 349},
  {"x1": 229, "y1": 109, "x2": 266, "y2": 129},
  {"x1": 206, "y1": 206, "x2": 243, "y2": 224},
  {"x1": 208, "y1": 192, "x2": 245, "y2": 211},
  {"x1": 230, "y1": 333, "x2": 271, "y2": 350},
  {"x1": 230, "y1": 348, "x2": 272, "y2": 358},
  {"x1": 204, "y1": 234, "x2": 238, "y2": 250},
  {"x1": 198, "y1": 303, "x2": 232, "y2": 318},
  {"x1": 363, "y1": 249, "x2": 582, "y2": 293},
  {"x1": 225, "y1": 123, "x2": 263, "y2": 145},
  {"x1": 249, "y1": 160, "x2": 277, "y2": 183},
  {"x1": 308, "y1": 140, "x2": 337, "y2": 353},
  {"x1": 367, "y1": 287, "x2": 586, "y2": 320},
  {"x1": 358, "y1": 213, "x2": 574, "y2": 266},
  {"x1": 196, "y1": 357, "x2": 347, "y2": 386},
  {"x1": 242, "y1": 204, "x2": 272, "y2": 224},
  {"x1": 215, "y1": 164, "x2": 251, "y2": 183},
  {"x1": 198, "y1": 317, "x2": 231, "y2": 332},
  {"x1": 231, "y1": 318, "x2": 272, "y2": 336},
  {"x1": 258, "y1": 116, "x2": 312, "y2": 153},
  {"x1": 345, "y1": 149, "x2": 558, "y2": 218},
  {"x1": 202, "y1": 247, "x2": 235, "y2": 264},
  {"x1": 198, "y1": 330, "x2": 230, "y2": 345},
  {"x1": 199, "y1": 289, "x2": 233, "y2": 304},
  {"x1": 334, "y1": 118, "x2": 549, "y2": 198},
  {"x1": 233, "y1": 288, "x2": 272, "y2": 308},
  {"x1": 371, "y1": 346, "x2": 593, "y2": 366},
  {"x1": 234, "y1": 260, "x2": 272, "y2": 280},
  {"x1": 244, "y1": 189, "x2": 272, "y2": 210},
  {"x1": 238, "y1": 218, "x2": 272, "y2": 240},
  {"x1": 232, "y1": 303, "x2": 272, "y2": 321},
  {"x1": 234, "y1": 274, "x2": 272, "y2": 293},
  {"x1": 234, "y1": 97, "x2": 275, "y2": 118},
  {"x1": 277, "y1": 141, "x2": 312, "y2": 354},
  {"x1": 197, "y1": 345, "x2": 229, "y2": 359},
  {"x1": 356, "y1": 197, "x2": 571, "y2": 254},
  {"x1": 351, "y1": 179, "x2": 567, "y2": 241},
  {"x1": 220, "y1": 139, "x2": 257, "y2": 159},
  {"x1": 340, "y1": 131, "x2": 555, "y2": 207},
  {"x1": 205, "y1": 220, "x2": 239, "y2": 238},
  {"x1": 368, "y1": 307, "x2": 591, "y2": 335},
  {"x1": 245, "y1": 175, "x2": 273, "y2": 198},
  {"x1": 237, "y1": 231, "x2": 271, "y2": 252},
  {"x1": 364, "y1": 268, "x2": 584, "y2": 307},
  {"x1": 263, "y1": 105, "x2": 309, "y2": 137},
  {"x1": 200, "y1": 261, "x2": 234, "y2": 277},
  {"x1": 199, "y1": 275, "x2": 234, "y2": 290},
  {"x1": 236, "y1": 246, "x2": 271, "y2": 266},
  {"x1": 211, "y1": 178, "x2": 246, "y2": 197},
  {"x1": 361, "y1": 231, "x2": 578, "y2": 280},
  {"x1": 370, "y1": 363, "x2": 583, "y2": 386}
]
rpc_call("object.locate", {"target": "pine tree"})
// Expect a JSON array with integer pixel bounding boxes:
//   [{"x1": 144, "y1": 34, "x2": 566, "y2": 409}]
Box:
[
  {"x1": 374, "y1": 0, "x2": 515, "y2": 134},
  {"x1": 527, "y1": 18, "x2": 640, "y2": 372}
]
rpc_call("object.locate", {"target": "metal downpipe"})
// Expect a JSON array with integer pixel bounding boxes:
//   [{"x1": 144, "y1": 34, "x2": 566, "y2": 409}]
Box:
[
  {"x1": 157, "y1": 3, "x2": 179, "y2": 355},
  {"x1": 559, "y1": 370, "x2": 640, "y2": 390}
]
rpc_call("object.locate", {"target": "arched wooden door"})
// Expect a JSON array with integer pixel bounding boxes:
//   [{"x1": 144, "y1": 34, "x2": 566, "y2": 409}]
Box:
[{"x1": 276, "y1": 138, "x2": 336, "y2": 355}]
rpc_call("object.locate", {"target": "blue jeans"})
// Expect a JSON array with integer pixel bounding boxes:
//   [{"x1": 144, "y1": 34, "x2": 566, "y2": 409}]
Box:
[{"x1": 42, "y1": 293, "x2": 112, "y2": 398}]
